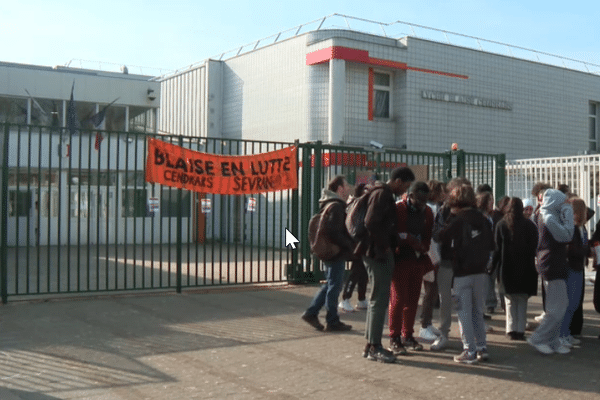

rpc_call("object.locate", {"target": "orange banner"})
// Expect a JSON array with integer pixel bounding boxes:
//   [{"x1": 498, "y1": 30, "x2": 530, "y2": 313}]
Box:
[{"x1": 145, "y1": 138, "x2": 298, "y2": 195}]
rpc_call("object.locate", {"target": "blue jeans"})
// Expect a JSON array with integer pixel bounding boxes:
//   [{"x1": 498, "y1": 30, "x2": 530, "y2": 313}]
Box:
[
  {"x1": 305, "y1": 259, "x2": 345, "y2": 325},
  {"x1": 453, "y1": 273, "x2": 487, "y2": 353},
  {"x1": 559, "y1": 270, "x2": 584, "y2": 338}
]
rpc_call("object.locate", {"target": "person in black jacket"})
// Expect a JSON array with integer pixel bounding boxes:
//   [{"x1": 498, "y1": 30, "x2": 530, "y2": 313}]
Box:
[
  {"x1": 492, "y1": 197, "x2": 538, "y2": 341},
  {"x1": 430, "y1": 177, "x2": 471, "y2": 351},
  {"x1": 360, "y1": 167, "x2": 414, "y2": 363},
  {"x1": 439, "y1": 184, "x2": 494, "y2": 364},
  {"x1": 302, "y1": 175, "x2": 355, "y2": 332}
]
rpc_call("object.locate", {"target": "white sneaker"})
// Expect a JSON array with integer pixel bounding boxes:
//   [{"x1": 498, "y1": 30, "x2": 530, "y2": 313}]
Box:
[
  {"x1": 559, "y1": 337, "x2": 573, "y2": 348},
  {"x1": 555, "y1": 345, "x2": 571, "y2": 354},
  {"x1": 419, "y1": 326, "x2": 440, "y2": 342},
  {"x1": 430, "y1": 335, "x2": 448, "y2": 351},
  {"x1": 527, "y1": 338, "x2": 554, "y2": 354},
  {"x1": 338, "y1": 299, "x2": 354, "y2": 312},
  {"x1": 567, "y1": 335, "x2": 581, "y2": 346},
  {"x1": 355, "y1": 299, "x2": 369, "y2": 310},
  {"x1": 534, "y1": 312, "x2": 546, "y2": 322}
]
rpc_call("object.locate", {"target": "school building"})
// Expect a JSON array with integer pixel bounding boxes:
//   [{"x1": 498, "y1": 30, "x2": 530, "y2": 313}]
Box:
[{"x1": 158, "y1": 16, "x2": 600, "y2": 161}]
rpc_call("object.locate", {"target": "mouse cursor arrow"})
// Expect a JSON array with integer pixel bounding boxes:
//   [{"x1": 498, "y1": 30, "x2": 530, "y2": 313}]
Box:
[{"x1": 285, "y1": 228, "x2": 299, "y2": 249}]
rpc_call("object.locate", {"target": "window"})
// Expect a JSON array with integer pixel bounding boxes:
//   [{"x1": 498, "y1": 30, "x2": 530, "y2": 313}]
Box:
[
  {"x1": 8, "y1": 190, "x2": 31, "y2": 217},
  {"x1": 161, "y1": 189, "x2": 191, "y2": 217},
  {"x1": 122, "y1": 188, "x2": 148, "y2": 217},
  {"x1": 373, "y1": 72, "x2": 392, "y2": 118},
  {"x1": 590, "y1": 102, "x2": 598, "y2": 152}
]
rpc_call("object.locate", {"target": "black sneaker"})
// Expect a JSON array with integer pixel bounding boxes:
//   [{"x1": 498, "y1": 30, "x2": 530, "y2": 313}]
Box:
[
  {"x1": 325, "y1": 321, "x2": 352, "y2": 332},
  {"x1": 402, "y1": 336, "x2": 424, "y2": 351},
  {"x1": 389, "y1": 337, "x2": 407, "y2": 355},
  {"x1": 476, "y1": 348, "x2": 489, "y2": 362},
  {"x1": 507, "y1": 331, "x2": 518, "y2": 340},
  {"x1": 367, "y1": 345, "x2": 397, "y2": 363},
  {"x1": 301, "y1": 313, "x2": 324, "y2": 331}
]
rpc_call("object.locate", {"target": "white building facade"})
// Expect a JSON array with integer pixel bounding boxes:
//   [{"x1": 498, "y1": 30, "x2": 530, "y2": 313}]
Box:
[
  {"x1": 0, "y1": 62, "x2": 161, "y2": 246},
  {"x1": 159, "y1": 28, "x2": 600, "y2": 161}
]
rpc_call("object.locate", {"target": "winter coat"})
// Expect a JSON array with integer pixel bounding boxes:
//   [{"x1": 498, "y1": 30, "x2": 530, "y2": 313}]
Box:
[
  {"x1": 355, "y1": 182, "x2": 398, "y2": 261},
  {"x1": 493, "y1": 218, "x2": 538, "y2": 296},
  {"x1": 317, "y1": 189, "x2": 355, "y2": 262},
  {"x1": 395, "y1": 199, "x2": 434, "y2": 274},
  {"x1": 567, "y1": 226, "x2": 589, "y2": 272},
  {"x1": 438, "y1": 207, "x2": 494, "y2": 278}
]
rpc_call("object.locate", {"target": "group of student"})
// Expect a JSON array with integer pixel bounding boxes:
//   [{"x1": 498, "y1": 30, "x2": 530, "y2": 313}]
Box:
[{"x1": 301, "y1": 167, "x2": 596, "y2": 364}]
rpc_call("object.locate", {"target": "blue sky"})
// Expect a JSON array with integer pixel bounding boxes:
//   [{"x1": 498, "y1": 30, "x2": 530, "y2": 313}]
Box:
[{"x1": 2, "y1": 0, "x2": 598, "y2": 76}]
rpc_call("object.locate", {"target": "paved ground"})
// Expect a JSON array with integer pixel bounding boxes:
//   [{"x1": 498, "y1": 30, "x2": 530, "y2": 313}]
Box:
[{"x1": 0, "y1": 280, "x2": 599, "y2": 399}]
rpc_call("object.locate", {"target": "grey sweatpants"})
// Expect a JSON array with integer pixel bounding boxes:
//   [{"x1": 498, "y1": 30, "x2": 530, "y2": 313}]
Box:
[
  {"x1": 436, "y1": 261, "x2": 454, "y2": 337},
  {"x1": 529, "y1": 279, "x2": 568, "y2": 349},
  {"x1": 504, "y1": 293, "x2": 528, "y2": 334}
]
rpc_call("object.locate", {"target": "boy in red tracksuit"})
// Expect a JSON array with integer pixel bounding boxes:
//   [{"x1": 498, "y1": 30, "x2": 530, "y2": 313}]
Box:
[{"x1": 388, "y1": 181, "x2": 434, "y2": 354}]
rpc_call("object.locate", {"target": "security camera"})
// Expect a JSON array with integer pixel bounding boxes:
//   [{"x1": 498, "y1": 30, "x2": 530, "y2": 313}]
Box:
[{"x1": 370, "y1": 140, "x2": 384, "y2": 149}]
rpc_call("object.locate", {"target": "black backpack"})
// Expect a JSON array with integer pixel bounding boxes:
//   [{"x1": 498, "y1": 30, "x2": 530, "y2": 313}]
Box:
[
  {"x1": 345, "y1": 186, "x2": 382, "y2": 241},
  {"x1": 308, "y1": 200, "x2": 342, "y2": 261}
]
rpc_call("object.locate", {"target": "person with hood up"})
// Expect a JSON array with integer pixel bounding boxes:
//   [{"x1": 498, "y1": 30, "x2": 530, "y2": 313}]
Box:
[
  {"x1": 302, "y1": 175, "x2": 355, "y2": 332},
  {"x1": 527, "y1": 189, "x2": 575, "y2": 354}
]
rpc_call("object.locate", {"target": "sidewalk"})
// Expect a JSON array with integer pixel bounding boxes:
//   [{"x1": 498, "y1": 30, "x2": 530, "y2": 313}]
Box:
[{"x1": 0, "y1": 283, "x2": 599, "y2": 399}]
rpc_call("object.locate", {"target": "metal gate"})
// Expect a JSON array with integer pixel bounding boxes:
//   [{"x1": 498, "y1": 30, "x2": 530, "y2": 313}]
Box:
[
  {"x1": 506, "y1": 154, "x2": 600, "y2": 233},
  {"x1": 288, "y1": 142, "x2": 505, "y2": 282},
  {"x1": 0, "y1": 123, "x2": 505, "y2": 302}
]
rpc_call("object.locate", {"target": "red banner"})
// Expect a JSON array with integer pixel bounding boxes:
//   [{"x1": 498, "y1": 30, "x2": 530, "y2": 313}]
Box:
[{"x1": 145, "y1": 138, "x2": 298, "y2": 195}]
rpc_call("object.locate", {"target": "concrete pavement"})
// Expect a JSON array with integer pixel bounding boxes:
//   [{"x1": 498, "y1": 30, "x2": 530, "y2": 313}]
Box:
[{"x1": 0, "y1": 282, "x2": 599, "y2": 399}]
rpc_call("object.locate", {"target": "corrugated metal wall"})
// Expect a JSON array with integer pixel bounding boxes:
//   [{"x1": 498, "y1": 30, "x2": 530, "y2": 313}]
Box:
[{"x1": 159, "y1": 65, "x2": 207, "y2": 137}]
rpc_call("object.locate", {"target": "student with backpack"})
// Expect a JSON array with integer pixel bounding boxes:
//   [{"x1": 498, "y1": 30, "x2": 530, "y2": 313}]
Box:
[
  {"x1": 338, "y1": 184, "x2": 369, "y2": 312},
  {"x1": 354, "y1": 167, "x2": 414, "y2": 363},
  {"x1": 302, "y1": 175, "x2": 355, "y2": 332},
  {"x1": 438, "y1": 184, "x2": 494, "y2": 364}
]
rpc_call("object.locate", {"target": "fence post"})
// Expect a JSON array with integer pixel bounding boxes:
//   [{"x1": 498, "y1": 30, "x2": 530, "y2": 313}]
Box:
[
  {"x1": 310, "y1": 141, "x2": 323, "y2": 281},
  {"x1": 176, "y1": 137, "x2": 183, "y2": 293},
  {"x1": 455, "y1": 149, "x2": 466, "y2": 178},
  {"x1": 0, "y1": 123, "x2": 9, "y2": 303},
  {"x1": 495, "y1": 153, "x2": 506, "y2": 200},
  {"x1": 443, "y1": 150, "x2": 452, "y2": 182}
]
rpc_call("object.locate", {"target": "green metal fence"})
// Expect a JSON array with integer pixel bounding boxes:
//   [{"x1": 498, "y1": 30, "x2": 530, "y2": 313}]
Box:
[
  {"x1": 0, "y1": 123, "x2": 505, "y2": 302},
  {"x1": 287, "y1": 142, "x2": 505, "y2": 283}
]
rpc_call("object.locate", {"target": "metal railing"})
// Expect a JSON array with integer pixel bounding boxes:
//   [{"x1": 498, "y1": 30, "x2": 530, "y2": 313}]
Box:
[
  {"x1": 156, "y1": 13, "x2": 600, "y2": 81},
  {"x1": 506, "y1": 154, "x2": 600, "y2": 233},
  {"x1": 0, "y1": 123, "x2": 505, "y2": 301}
]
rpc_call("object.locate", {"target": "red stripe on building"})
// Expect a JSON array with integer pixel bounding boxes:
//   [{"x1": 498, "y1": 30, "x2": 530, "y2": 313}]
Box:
[
  {"x1": 306, "y1": 46, "x2": 369, "y2": 65},
  {"x1": 367, "y1": 57, "x2": 408, "y2": 70},
  {"x1": 406, "y1": 66, "x2": 468, "y2": 80},
  {"x1": 306, "y1": 46, "x2": 467, "y2": 79}
]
